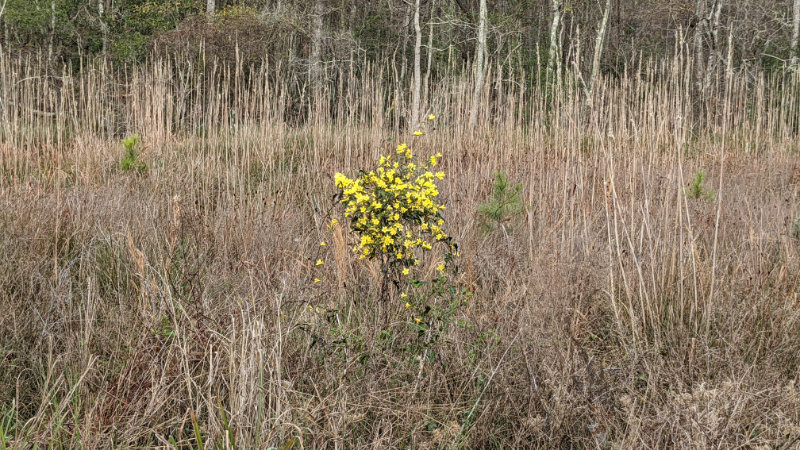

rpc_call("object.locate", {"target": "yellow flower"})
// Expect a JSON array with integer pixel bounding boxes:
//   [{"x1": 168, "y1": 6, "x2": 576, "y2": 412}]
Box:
[
  {"x1": 428, "y1": 114, "x2": 436, "y2": 120},
  {"x1": 402, "y1": 268, "x2": 410, "y2": 275},
  {"x1": 413, "y1": 130, "x2": 423, "y2": 136},
  {"x1": 401, "y1": 292, "x2": 408, "y2": 298},
  {"x1": 320, "y1": 241, "x2": 326, "y2": 246},
  {"x1": 316, "y1": 259, "x2": 324, "y2": 266},
  {"x1": 314, "y1": 278, "x2": 321, "y2": 283},
  {"x1": 405, "y1": 302, "x2": 411, "y2": 308},
  {"x1": 437, "y1": 263, "x2": 445, "y2": 272},
  {"x1": 415, "y1": 317, "x2": 422, "y2": 324}
]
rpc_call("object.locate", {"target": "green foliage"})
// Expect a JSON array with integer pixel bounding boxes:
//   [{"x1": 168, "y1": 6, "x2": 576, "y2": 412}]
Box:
[
  {"x1": 152, "y1": 314, "x2": 175, "y2": 340},
  {"x1": 0, "y1": 403, "x2": 16, "y2": 450},
  {"x1": 686, "y1": 170, "x2": 715, "y2": 201},
  {"x1": 405, "y1": 271, "x2": 471, "y2": 352},
  {"x1": 119, "y1": 134, "x2": 146, "y2": 173},
  {"x1": 309, "y1": 142, "x2": 469, "y2": 365},
  {"x1": 477, "y1": 171, "x2": 524, "y2": 233},
  {"x1": 331, "y1": 144, "x2": 453, "y2": 300}
]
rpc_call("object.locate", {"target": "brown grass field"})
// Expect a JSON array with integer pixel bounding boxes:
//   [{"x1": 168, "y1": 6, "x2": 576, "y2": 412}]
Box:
[{"x1": 1, "y1": 52, "x2": 800, "y2": 448}]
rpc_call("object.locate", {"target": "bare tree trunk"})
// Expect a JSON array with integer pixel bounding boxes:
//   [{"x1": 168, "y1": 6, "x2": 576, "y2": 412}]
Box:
[
  {"x1": 792, "y1": 0, "x2": 800, "y2": 68},
  {"x1": 546, "y1": 0, "x2": 562, "y2": 86},
  {"x1": 206, "y1": 0, "x2": 215, "y2": 19},
  {"x1": 422, "y1": 0, "x2": 436, "y2": 114},
  {"x1": 703, "y1": 0, "x2": 723, "y2": 90},
  {"x1": 99, "y1": 0, "x2": 108, "y2": 56},
  {"x1": 310, "y1": 0, "x2": 323, "y2": 97},
  {"x1": 398, "y1": 4, "x2": 411, "y2": 85},
  {"x1": 48, "y1": 0, "x2": 56, "y2": 63},
  {"x1": 590, "y1": 0, "x2": 612, "y2": 94},
  {"x1": 0, "y1": 0, "x2": 7, "y2": 53},
  {"x1": 411, "y1": 0, "x2": 422, "y2": 131},
  {"x1": 469, "y1": 0, "x2": 486, "y2": 128},
  {"x1": 693, "y1": 0, "x2": 706, "y2": 91}
]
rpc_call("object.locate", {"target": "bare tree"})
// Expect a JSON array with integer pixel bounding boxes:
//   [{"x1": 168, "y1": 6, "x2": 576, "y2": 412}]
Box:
[
  {"x1": 411, "y1": 0, "x2": 422, "y2": 131},
  {"x1": 703, "y1": 0, "x2": 723, "y2": 90},
  {"x1": 99, "y1": 0, "x2": 108, "y2": 56},
  {"x1": 206, "y1": 0, "x2": 215, "y2": 19},
  {"x1": 423, "y1": 0, "x2": 436, "y2": 114},
  {"x1": 0, "y1": 0, "x2": 6, "y2": 52},
  {"x1": 694, "y1": 0, "x2": 706, "y2": 89},
  {"x1": 48, "y1": 0, "x2": 56, "y2": 62},
  {"x1": 590, "y1": 0, "x2": 612, "y2": 94},
  {"x1": 310, "y1": 0, "x2": 324, "y2": 96},
  {"x1": 547, "y1": 0, "x2": 563, "y2": 86},
  {"x1": 469, "y1": 0, "x2": 486, "y2": 128},
  {"x1": 792, "y1": 0, "x2": 799, "y2": 68}
]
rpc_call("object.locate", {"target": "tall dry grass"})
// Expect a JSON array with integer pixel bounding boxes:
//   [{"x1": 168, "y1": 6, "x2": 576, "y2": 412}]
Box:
[{"x1": 1, "y1": 48, "x2": 799, "y2": 448}]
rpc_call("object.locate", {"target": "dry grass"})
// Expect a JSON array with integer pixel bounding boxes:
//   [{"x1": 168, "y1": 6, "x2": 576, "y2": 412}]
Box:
[{"x1": 1, "y1": 50, "x2": 799, "y2": 448}]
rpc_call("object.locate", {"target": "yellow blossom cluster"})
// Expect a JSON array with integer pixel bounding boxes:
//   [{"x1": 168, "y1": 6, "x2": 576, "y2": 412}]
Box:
[{"x1": 334, "y1": 144, "x2": 449, "y2": 266}]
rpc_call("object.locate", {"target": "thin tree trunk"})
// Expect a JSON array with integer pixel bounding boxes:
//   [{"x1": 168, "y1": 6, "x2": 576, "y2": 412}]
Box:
[
  {"x1": 0, "y1": 0, "x2": 7, "y2": 53},
  {"x1": 310, "y1": 0, "x2": 323, "y2": 98},
  {"x1": 48, "y1": 0, "x2": 56, "y2": 63},
  {"x1": 206, "y1": 0, "x2": 215, "y2": 19},
  {"x1": 694, "y1": 0, "x2": 706, "y2": 91},
  {"x1": 99, "y1": 0, "x2": 108, "y2": 56},
  {"x1": 423, "y1": 0, "x2": 435, "y2": 114},
  {"x1": 469, "y1": 0, "x2": 486, "y2": 128},
  {"x1": 399, "y1": 4, "x2": 411, "y2": 85},
  {"x1": 792, "y1": 0, "x2": 800, "y2": 68},
  {"x1": 590, "y1": 0, "x2": 612, "y2": 94},
  {"x1": 411, "y1": 0, "x2": 422, "y2": 131},
  {"x1": 703, "y1": 0, "x2": 722, "y2": 90},
  {"x1": 556, "y1": 18, "x2": 563, "y2": 87},
  {"x1": 546, "y1": 0, "x2": 562, "y2": 87}
]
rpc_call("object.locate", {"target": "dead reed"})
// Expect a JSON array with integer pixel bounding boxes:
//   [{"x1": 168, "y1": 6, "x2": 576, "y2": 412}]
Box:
[{"x1": 0, "y1": 49, "x2": 799, "y2": 448}]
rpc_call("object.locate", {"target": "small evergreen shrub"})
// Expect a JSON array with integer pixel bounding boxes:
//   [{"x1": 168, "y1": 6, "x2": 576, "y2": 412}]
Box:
[
  {"x1": 477, "y1": 171, "x2": 523, "y2": 234},
  {"x1": 686, "y1": 169, "x2": 714, "y2": 201},
  {"x1": 119, "y1": 134, "x2": 146, "y2": 174}
]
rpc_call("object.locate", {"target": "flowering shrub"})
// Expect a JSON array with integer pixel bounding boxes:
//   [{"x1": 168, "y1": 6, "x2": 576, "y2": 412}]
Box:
[
  {"x1": 308, "y1": 140, "x2": 469, "y2": 360},
  {"x1": 331, "y1": 143, "x2": 456, "y2": 300}
]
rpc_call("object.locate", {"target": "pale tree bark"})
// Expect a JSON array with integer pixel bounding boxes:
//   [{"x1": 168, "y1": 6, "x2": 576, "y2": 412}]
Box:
[
  {"x1": 546, "y1": 0, "x2": 563, "y2": 87},
  {"x1": 48, "y1": 0, "x2": 56, "y2": 62},
  {"x1": 694, "y1": 0, "x2": 707, "y2": 91},
  {"x1": 0, "y1": 0, "x2": 7, "y2": 53},
  {"x1": 589, "y1": 0, "x2": 612, "y2": 94},
  {"x1": 703, "y1": 0, "x2": 723, "y2": 90},
  {"x1": 410, "y1": 0, "x2": 422, "y2": 131},
  {"x1": 422, "y1": 0, "x2": 435, "y2": 114},
  {"x1": 206, "y1": 0, "x2": 215, "y2": 19},
  {"x1": 792, "y1": 0, "x2": 799, "y2": 68},
  {"x1": 310, "y1": 0, "x2": 324, "y2": 96},
  {"x1": 469, "y1": 0, "x2": 486, "y2": 128},
  {"x1": 99, "y1": 0, "x2": 108, "y2": 56}
]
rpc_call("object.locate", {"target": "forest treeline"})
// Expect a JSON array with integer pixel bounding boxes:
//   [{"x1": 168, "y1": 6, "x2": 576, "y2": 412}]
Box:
[{"x1": 1, "y1": 1, "x2": 798, "y2": 74}]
